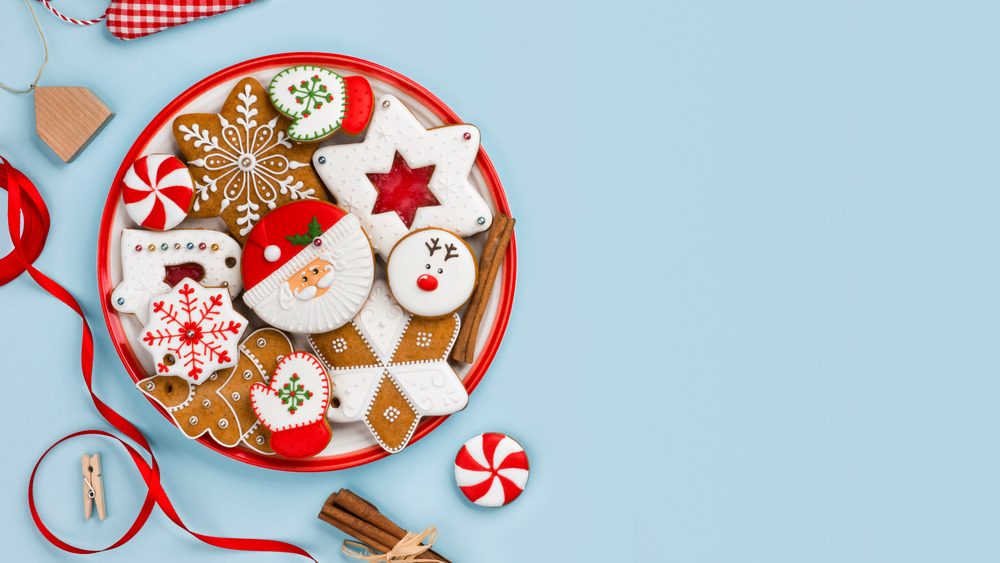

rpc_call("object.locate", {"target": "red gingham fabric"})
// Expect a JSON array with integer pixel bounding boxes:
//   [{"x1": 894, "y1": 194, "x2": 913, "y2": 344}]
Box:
[{"x1": 104, "y1": 0, "x2": 260, "y2": 40}]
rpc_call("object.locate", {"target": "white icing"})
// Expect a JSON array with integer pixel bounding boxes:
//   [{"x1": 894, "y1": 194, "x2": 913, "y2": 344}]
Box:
[
  {"x1": 391, "y1": 363, "x2": 468, "y2": 416},
  {"x1": 386, "y1": 228, "x2": 477, "y2": 318},
  {"x1": 250, "y1": 352, "x2": 330, "y2": 432},
  {"x1": 313, "y1": 94, "x2": 493, "y2": 259},
  {"x1": 268, "y1": 66, "x2": 348, "y2": 142},
  {"x1": 138, "y1": 277, "x2": 247, "y2": 385},
  {"x1": 122, "y1": 154, "x2": 194, "y2": 231},
  {"x1": 264, "y1": 245, "x2": 281, "y2": 262},
  {"x1": 112, "y1": 229, "x2": 243, "y2": 325}
]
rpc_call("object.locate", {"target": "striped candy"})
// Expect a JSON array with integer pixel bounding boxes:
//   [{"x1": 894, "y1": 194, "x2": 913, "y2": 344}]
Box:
[
  {"x1": 122, "y1": 154, "x2": 194, "y2": 231},
  {"x1": 455, "y1": 433, "x2": 529, "y2": 507}
]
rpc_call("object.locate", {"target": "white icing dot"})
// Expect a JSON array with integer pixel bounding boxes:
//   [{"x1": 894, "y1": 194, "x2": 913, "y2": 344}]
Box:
[
  {"x1": 189, "y1": 416, "x2": 198, "y2": 425},
  {"x1": 232, "y1": 392, "x2": 241, "y2": 401},
  {"x1": 145, "y1": 382, "x2": 154, "y2": 391},
  {"x1": 219, "y1": 419, "x2": 229, "y2": 428},
  {"x1": 257, "y1": 338, "x2": 267, "y2": 347},
  {"x1": 256, "y1": 435, "x2": 265, "y2": 444},
  {"x1": 243, "y1": 370, "x2": 253, "y2": 380},
  {"x1": 264, "y1": 245, "x2": 281, "y2": 262}
]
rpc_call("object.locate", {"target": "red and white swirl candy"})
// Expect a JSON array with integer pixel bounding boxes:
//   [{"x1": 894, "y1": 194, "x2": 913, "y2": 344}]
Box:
[
  {"x1": 122, "y1": 154, "x2": 195, "y2": 231},
  {"x1": 455, "y1": 433, "x2": 529, "y2": 507}
]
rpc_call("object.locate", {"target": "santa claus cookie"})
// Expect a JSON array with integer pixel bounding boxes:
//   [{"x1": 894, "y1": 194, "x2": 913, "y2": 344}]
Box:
[
  {"x1": 250, "y1": 351, "x2": 332, "y2": 458},
  {"x1": 307, "y1": 280, "x2": 467, "y2": 453},
  {"x1": 241, "y1": 200, "x2": 375, "y2": 334},
  {"x1": 312, "y1": 94, "x2": 493, "y2": 259},
  {"x1": 173, "y1": 77, "x2": 329, "y2": 243},
  {"x1": 140, "y1": 277, "x2": 247, "y2": 384},
  {"x1": 216, "y1": 328, "x2": 296, "y2": 455},
  {"x1": 136, "y1": 370, "x2": 243, "y2": 447},
  {"x1": 386, "y1": 228, "x2": 477, "y2": 318},
  {"x1": 268, "y1": 66, "x2": 374, "y2": 142},
  {"x1": 112, "y1": 229, "x2": 243, "y2": 325},
  {"x1": 121, "y1": 154, "x2": 194, "y2": 231}
]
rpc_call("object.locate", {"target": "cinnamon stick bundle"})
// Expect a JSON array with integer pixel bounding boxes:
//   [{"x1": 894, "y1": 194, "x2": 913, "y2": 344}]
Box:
[
  {"x1": 452, "y1": 213, "x2": 515, "y2": 363},
  {"x1": 318, "y1": 489, "x2": 451, "y2": 562}
]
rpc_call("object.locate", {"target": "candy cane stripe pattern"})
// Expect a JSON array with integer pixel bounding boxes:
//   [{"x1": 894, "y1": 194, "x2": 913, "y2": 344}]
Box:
[
  {"x1": 455, "y1": 433, "x2": 529, "y2": 507},
  {"x1": 122, "y1": 154, "x2": 195, "y2": 230}
]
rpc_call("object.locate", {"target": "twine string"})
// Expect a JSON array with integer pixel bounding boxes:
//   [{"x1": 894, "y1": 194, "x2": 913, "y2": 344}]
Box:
[
  {"x1": 342, "y1": 527, "x2": 440, "y2": 562},
  {"x1": 0, "y1": 0, "x2": 49, "y2": 95}
]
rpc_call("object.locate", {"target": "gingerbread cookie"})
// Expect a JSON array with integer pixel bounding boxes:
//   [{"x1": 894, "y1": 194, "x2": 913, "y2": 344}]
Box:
[
  {"x1": 139, "y1": 277, "x2": 247, "y2": 384},
  {"x1": 386, "y1": 228, "x2": 477, "y2": 318},
  {"x1": 122, "y1": 154, "x2": 195, "y2": 231},
  {"x1": 268, "y1": 66, "x2": 374, "y2": 142},
  {"x1": 241, "y1": 200, "x2": 375, "y2": 334},
  {"x1": 250, "y1": 351, "x2": 332, "y2": 458},
  {"x1": 217, "y1": 327, "x2": 296, "y2": 455},
  {"x1": 312, "y1": 94, "x2": 493, "y2": 259},
  {"x1": 308, "y1": 280, "x2": 467, "y2": 453},
  {"x1": 173, "y1": 77, "x2": 329, "y2": 243},
  {"x1": 137, "y1": 370, "x2": 242, "y2": 447},
  {"x1": 112, "y1": 229, "x2": 243, "y2": 325}
]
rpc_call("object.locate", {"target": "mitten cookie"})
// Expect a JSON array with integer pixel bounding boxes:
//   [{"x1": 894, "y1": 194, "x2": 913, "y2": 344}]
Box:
[
  {"x1": 250, "y1": 352, "x2": 332, "y2": 458},
  {"x1": 268, "y1": 66, "x2": 374, "y2": 141}
]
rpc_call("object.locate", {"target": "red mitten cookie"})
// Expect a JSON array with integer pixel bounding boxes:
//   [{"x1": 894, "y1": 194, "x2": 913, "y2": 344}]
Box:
[{"x1": 250, "y1": 352, "x2": 331, "y2": 458}]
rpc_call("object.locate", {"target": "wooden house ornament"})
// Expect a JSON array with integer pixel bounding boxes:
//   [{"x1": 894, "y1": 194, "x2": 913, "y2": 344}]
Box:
[{"x1": 34, "y1": 86, "x2": 114, "y2": 163}]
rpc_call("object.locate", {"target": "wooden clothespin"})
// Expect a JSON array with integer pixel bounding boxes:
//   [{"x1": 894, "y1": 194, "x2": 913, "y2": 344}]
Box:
[{"x1": 81, "y1": 453, "x2": 106, "y2": 521}]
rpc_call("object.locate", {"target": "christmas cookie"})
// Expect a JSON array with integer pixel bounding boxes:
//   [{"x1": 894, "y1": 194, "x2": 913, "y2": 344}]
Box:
[
  {"x1": 217, "y1": 328, "x2": 296, "y2": 455},
  {"x1": 386, "y1": 228, "x2": 477, "y2": 318},
  {"x1": 140, "y1": 277, "x2": 247, "y2": 384},
  {"x1": 268, "y1": 66, "x2": 374, "y2": 142},
  {"x1": 312, "y1": 94, "x2": 493, "y2": 259},
  {"x1": 122, "y1": 154, "x2": 194, "y2": 231},
  {"x1": 307, "y1": 280, "x2": 467, "y2": 453},
  {"x1": 250, "y1": 351, "x2": 332, "y2": 458},
  {"x1": 241, "y1": 200, "x2": 375, "y2": 334},
  {"x1": 111, "y1": 229, "x2": 243, "y2": 325},
  {"x1": 136, "y1": 371, "x2": 242, "y2": 447},
  {"x1": 455, "y1": 433, "x2": 529, "y2": 508},
  {"x1": 173, "y1": 77, "x2": 329, "y2": 243}
]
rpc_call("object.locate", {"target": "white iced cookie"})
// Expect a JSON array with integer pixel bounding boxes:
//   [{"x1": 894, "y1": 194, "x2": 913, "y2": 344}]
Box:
[
  {"x1": 112, "y1": 229, "x2": 243, "y2": 325},
  {"x1": 386, "y1": 228, "x2": 477, "y2": 318}
]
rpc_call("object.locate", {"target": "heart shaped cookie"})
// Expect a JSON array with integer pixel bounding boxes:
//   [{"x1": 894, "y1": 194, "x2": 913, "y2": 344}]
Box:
[{"x1": 250, "y1": 352, "x2": 332, "y2": 458}]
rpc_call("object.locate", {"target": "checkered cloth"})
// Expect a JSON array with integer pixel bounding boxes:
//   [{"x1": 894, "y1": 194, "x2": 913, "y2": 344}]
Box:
[{"x1": 104, "y1": 0, "x2": 260, "y2": 40}]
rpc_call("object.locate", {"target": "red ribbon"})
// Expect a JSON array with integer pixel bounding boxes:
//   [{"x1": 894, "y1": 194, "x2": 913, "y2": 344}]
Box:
[{"x1": 1, "y1": 156, "x2": 315, "y2": 560}]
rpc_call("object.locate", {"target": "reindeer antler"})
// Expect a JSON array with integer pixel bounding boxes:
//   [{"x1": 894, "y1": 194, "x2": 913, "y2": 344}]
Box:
[
  {"x1": 444, "y1": 243, "x2": 459, "y2": 261},
  {"x1": 425, "y1": 237, "x2": 442, "y2": 255}
]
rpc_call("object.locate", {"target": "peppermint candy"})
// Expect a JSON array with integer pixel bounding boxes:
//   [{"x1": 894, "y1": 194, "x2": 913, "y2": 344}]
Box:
[
  {"x1": 454, "y1": 433, "x2": 529, "y2": 507},
  {"x1": 122, "y1": 154, "x2": 194, "y2": 230}
]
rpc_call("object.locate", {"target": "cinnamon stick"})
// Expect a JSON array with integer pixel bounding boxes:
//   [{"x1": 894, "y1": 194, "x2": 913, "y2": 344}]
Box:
[
  {"x1": 319, "y1": 489, "x2": 451, "y2": 563},
  {"x1": 452, "y1": 214, "x2": 515, "y2": 363}
]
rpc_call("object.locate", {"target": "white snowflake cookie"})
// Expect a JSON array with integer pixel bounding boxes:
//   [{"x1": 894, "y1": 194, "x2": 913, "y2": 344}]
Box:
[{"x1": 139, "y1": 277, "x2": 248, "y2": 385}]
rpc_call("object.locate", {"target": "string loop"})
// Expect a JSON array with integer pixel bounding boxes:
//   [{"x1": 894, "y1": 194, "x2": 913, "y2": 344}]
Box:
[
  {"x1": 1, "y1": 155, "x2": 315, "y2": 561},
  {"x1": 0, "y1": 0, "x2": 49, "y2": 94}
]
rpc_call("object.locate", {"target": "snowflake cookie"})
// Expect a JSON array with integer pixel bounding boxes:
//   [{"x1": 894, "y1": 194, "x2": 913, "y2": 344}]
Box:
[
  {"x1": 139, "y1": 277, "x2": 248, "y2": 385},
  {"x1": 312, "y1": 94, "x2": 493, "y2": 259},
  {"x1": 268, "y1": 66, "x2": 374, "y2": 142},
  {"x1": 307, "y1": 279, "x2": 467, "y2": 453},
  {"x1": 112, "y1": 229, "x2": 243, "y2": 325},
  {"x1": 173, "y1": 77, "x2": 329, "y2": 244},
  {"x1": 250, "y1": 351, "x2": 332, "y2": 458}
]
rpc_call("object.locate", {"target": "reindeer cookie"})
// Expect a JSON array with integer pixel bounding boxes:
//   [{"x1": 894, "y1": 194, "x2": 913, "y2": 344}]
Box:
[{"x1": 386, "y1": 228, "x2": 477, "y2": 318}]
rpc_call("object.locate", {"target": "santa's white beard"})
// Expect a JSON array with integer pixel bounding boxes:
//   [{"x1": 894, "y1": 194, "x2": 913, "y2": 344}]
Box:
[{"x1": 252, "y1": 267, "x2": 373, "y2": 333}]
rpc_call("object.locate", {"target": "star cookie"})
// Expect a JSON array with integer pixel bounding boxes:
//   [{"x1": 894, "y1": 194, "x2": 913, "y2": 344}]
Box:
[
  {"x1": 173, "y1": 77, "x2": 329, "y2": 243},
  {"x1": 312, "y1": 94, "x2": 493, "y2": 259}
]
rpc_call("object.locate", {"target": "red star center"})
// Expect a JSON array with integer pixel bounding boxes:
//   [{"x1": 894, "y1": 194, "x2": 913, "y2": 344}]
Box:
[{"x1": 366, "y1": 152, "x2": 439, "y2": 229}]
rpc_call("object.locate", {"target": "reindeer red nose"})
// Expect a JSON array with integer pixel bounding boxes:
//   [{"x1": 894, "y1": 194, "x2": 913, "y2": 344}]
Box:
[{"x1": 417, "y1": 274, "x2": 438, "y2": 291}]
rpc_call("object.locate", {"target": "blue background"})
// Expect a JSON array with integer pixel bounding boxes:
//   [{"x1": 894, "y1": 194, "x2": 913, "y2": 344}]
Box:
[{"x1": 2, "y1": 0, "x2": 999, "y2": 561}]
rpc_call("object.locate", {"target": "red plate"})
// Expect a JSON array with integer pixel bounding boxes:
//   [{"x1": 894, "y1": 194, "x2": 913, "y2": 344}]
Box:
[{"x1": 97, "y1": 53, "x2": 516, "y2": 472}]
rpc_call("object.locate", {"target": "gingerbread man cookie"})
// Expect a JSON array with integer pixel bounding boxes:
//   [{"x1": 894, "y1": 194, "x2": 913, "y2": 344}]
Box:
[
  {"x1": 308, "y1": 280, "x2": 467, "y2": 453},
  {"x1": 173, "y1": 77, "x2": 329, "y2": 243},
  {"x1": 137, "y1": 370, "x2": 242, "y2": 447},
  {"x1": 217, "y1": 328, "x2": 296, "y2": 455},
  {"x1": 312, "y1": 94, "x2": 493, "y2": 259}
]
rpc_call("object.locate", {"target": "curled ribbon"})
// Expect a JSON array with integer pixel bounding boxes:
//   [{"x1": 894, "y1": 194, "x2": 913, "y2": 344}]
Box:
[
  {"x1": 342, "y1": 527, "x2": 439, "y2": 562},
  {"x1": 0, "y1": 156, "x2": 315, "y2": 561}
]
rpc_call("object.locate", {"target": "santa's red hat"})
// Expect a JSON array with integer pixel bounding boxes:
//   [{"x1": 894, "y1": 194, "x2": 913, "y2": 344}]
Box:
[{"x1": 241, "y1": 201, "x2": 373, "y2": 321}]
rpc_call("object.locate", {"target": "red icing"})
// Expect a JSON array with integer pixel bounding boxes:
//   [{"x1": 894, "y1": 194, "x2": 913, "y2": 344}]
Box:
[
  {"x1": 417, "y1": 273, "x2": 438, "y2": 291},
  {"x1": 242, "y1": 201, "x2": 349, "y2": 291},
  {"x1": 163, "y1": 263, "x2": 205, "y2": 287},
  {"x1": 270, "y1": 422, "x2": 332, "y2": 459},
  {"x1": 367, "y1": 152, "x2": 439, "y2": 229},
  {"x1": 341, "y1": 75, "x2": 374, "y2": 135}
]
